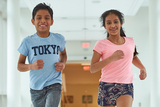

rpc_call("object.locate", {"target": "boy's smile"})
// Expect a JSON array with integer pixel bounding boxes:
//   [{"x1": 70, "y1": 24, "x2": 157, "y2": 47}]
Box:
[{"x1": 31, "y1": 9, "x2": 53, "y2": 37}]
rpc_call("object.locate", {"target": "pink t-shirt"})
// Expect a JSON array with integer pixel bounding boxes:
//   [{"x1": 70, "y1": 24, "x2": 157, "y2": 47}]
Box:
[{"x1": 93, "y1": 37, "x2": 135, "y2": 84}]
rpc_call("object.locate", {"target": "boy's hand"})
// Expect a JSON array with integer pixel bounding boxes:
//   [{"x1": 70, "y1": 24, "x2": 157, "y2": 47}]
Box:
[
  {"x1": 55, "y1": 62, "x2": 65, "y2": 72},
  {"x1": 139, "y1": 69, "x2": 147, "y2": 80},
  {"x1": 30, "y1": 59, "x2": 44, "y2": 70}
]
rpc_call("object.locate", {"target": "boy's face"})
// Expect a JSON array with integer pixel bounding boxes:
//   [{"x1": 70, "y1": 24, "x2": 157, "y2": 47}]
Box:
[{"x1": 31, "y1": 9, "x2": 53, "y2": 34}]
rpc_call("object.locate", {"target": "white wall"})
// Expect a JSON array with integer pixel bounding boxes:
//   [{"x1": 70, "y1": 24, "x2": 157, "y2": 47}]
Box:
[{"x1": 0, "y1": 0, "x2": 7, "y2": 106}]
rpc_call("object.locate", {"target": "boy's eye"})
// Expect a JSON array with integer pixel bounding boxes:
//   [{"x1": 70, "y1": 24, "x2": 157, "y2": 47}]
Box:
[
  {"x1": 107, "y1": 22, "x2": 111, "y2": 25},
  {"x1": 36, "y1": 17, "x2": 41, "y2": 19}
]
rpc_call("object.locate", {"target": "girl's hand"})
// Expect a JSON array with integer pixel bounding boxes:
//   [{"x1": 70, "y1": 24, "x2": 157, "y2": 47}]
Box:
[
  {"x1": 111, "y1": 50, "x2": 125, "y2": 61},
  {"x1": 139, "y1": 69, "x2": 147, "y2": 80},
  {"x1": 55, "y1": 62, "x2": 65, "y2": 72}
]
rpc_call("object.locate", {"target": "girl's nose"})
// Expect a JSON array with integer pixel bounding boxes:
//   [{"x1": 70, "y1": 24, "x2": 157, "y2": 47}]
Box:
[{"x1": 111, "y1": 23, "x2": 115, "y2": 27}]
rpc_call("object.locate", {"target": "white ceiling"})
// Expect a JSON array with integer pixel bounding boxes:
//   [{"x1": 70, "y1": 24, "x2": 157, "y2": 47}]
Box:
[
  {"x1": 20, "y1": 0, "x2": 148, "y2": 41},
  {"x1": 20, "y1": 0, "x2": 148, "y2": 16}
]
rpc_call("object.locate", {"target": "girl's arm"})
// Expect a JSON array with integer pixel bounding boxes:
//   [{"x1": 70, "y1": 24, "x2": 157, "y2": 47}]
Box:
[
  {"x1": 132, "y1": 55, "x2": 147, "y2": 80},
  {"x1": 90, "y1": 50, "x2": 124, "y2": 73},
  {"x1": 17, "y1": 54, "x2": 44, "y2": 72}
]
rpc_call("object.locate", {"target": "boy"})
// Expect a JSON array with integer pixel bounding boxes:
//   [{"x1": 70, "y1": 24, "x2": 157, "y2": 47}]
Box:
[{"x1": 17, "y1": 3, "x2": 67, "y2": 107}]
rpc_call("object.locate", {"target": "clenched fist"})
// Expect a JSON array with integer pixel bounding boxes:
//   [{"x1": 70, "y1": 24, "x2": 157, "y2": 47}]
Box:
[
  {"x1": 111, "y1": 50, "x2": 125, "y2": 61},
  {"x1": 139, "y1": 69, "x2": 147, "y2": 80},
  {"x1": 55, "y1": 62, "x2": 65, "y2": 72},
  {"x1": 30, "y1": 59, "x2": 44, "y2": 70}
]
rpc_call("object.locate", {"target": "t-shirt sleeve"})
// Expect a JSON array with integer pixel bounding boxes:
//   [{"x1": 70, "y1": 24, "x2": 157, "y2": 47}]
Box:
[
  {"x1": 129, "y1": 37, "x2": 135, "y2": 51},
  {"x1": 59, "y1": 35, "x2": 66, "y2": 52},
  {"x1": 93, "y1": 40, "x2": 103, "y2": 55},
  {"x1": 17, "y1": 37, "x2": 29, "y2": 56}
]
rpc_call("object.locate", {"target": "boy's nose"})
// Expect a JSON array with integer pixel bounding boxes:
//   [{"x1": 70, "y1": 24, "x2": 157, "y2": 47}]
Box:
[{"x1": 41, "y1": 18, "x2": 46, "y2": 23}]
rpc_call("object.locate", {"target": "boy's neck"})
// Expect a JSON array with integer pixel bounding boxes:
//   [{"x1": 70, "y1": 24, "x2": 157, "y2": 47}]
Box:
[{"x1": 37, "y1": 32, "x2": 50, "y2": 38}]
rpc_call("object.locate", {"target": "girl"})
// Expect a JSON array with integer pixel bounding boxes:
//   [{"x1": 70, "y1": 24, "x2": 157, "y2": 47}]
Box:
[{"x1": 90, "y1": 10, "x2": 147, "y2": 107}]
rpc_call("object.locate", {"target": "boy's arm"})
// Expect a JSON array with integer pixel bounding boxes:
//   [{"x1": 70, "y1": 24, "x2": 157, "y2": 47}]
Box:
[
  {"x1": 55, "y1": 48, "x2": 67, "y2": 72},
  {"x1": 59, "y1": 48, "x2": 67, "y2": 63},
  {"x1": 132, "y1": 55, "x2": 147, "y2": 80},
  {"x1": 17, "y1": 54, "x2": 44, "y2": 72}
]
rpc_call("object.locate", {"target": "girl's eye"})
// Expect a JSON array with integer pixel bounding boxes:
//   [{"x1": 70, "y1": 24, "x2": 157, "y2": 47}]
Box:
[{"x1": 114, "y1": 21, "x2": 118, "y2": 23}]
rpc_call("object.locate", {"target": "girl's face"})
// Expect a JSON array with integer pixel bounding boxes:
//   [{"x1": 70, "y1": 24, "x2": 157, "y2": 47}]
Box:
[{"x1": 104, "y1": 14, "x2": 122, "y2": 37}]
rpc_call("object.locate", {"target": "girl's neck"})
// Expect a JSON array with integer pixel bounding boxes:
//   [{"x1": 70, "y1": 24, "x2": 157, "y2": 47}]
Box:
[{"x1": 107, "y1": 36, "x2": 125, "y2": 45}]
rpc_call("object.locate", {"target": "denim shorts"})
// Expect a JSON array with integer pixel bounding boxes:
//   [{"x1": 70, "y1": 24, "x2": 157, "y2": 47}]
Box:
[
  {"x1": 98, "y1": 81, "x2": 134, "y2": 106},
  {"x1": 30, "y1": 83, "x2": 62, "y2": 107}
]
